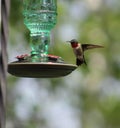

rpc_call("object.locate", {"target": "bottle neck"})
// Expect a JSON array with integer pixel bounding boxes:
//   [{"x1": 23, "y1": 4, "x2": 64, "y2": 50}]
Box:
[{"x1": 30, "y1": 31, "x2": 50, "y2": 62}]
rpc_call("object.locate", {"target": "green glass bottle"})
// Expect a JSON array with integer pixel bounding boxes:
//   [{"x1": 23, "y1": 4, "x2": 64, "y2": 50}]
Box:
[{"x1": 23, "y1": 0, "x2": 57, "y2": 62}]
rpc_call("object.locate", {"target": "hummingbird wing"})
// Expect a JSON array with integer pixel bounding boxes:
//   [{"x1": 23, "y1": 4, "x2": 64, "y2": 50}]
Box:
[{"x1": 82, "y1": 44, "x2": 104, "y2": 51}]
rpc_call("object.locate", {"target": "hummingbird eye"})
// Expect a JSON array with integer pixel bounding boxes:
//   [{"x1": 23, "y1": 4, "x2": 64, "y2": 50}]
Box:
[
  {"x1": 66, "y1": 39, "x2": 78, "y2": 44},
  {"x1": 70, "y1": 41, "x2": 74, "y2": 44}
]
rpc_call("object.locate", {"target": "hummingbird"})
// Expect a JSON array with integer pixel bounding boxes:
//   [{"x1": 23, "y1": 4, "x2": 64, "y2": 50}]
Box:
[{"x1": 67, "y1": 39, "x2": 104, "y2": 66}]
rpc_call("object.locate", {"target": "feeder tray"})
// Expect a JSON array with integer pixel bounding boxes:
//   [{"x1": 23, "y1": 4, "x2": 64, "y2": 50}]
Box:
[{"x1": 8, "y1": 62, "x2": 77, "y2": 78}]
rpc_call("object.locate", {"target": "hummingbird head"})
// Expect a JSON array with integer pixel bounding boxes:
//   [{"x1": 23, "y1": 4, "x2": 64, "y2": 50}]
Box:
[{"x1": 67, "y1": 39, "x2": 79, "y2": 48}]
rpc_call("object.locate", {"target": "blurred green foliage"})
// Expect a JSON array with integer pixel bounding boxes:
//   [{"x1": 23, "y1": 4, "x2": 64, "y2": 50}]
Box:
[{"x1": 7, "y1": 0, "x2": 120, "y2": 128}]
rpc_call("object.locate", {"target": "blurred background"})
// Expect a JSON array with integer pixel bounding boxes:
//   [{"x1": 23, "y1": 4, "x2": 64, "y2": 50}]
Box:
[{"x1": 7, "y1": 0, "x2": 120, "y2": 128}]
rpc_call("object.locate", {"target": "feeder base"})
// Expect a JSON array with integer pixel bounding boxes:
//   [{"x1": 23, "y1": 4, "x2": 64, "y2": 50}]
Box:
[{"x1": 8, "y1": 62, "x2": 77, "y2": 78}]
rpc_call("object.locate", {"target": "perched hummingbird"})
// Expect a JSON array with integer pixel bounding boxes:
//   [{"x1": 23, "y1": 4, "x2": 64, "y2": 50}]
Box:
[{"x1": 67, "y1": 39, "x2": 104, "y2": 66}]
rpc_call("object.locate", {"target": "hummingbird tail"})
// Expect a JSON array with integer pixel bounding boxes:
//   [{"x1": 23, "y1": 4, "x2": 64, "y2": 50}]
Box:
[
  {"x1": 76, "y1": 58, "x2": 83, "y2": 66},
  {"x1": 76, "y1": 55, "x2": 87, "y2": 66}
]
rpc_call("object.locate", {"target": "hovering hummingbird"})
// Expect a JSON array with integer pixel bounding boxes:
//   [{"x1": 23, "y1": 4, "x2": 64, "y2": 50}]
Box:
[{"x1": 67, "y1": 39, "x2": 104, "y2": 66}]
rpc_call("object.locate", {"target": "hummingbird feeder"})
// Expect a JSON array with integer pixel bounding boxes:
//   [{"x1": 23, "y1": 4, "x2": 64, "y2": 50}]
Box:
[{"x1": 8, "y1": 0, "x2": 77, "y2": 78}]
